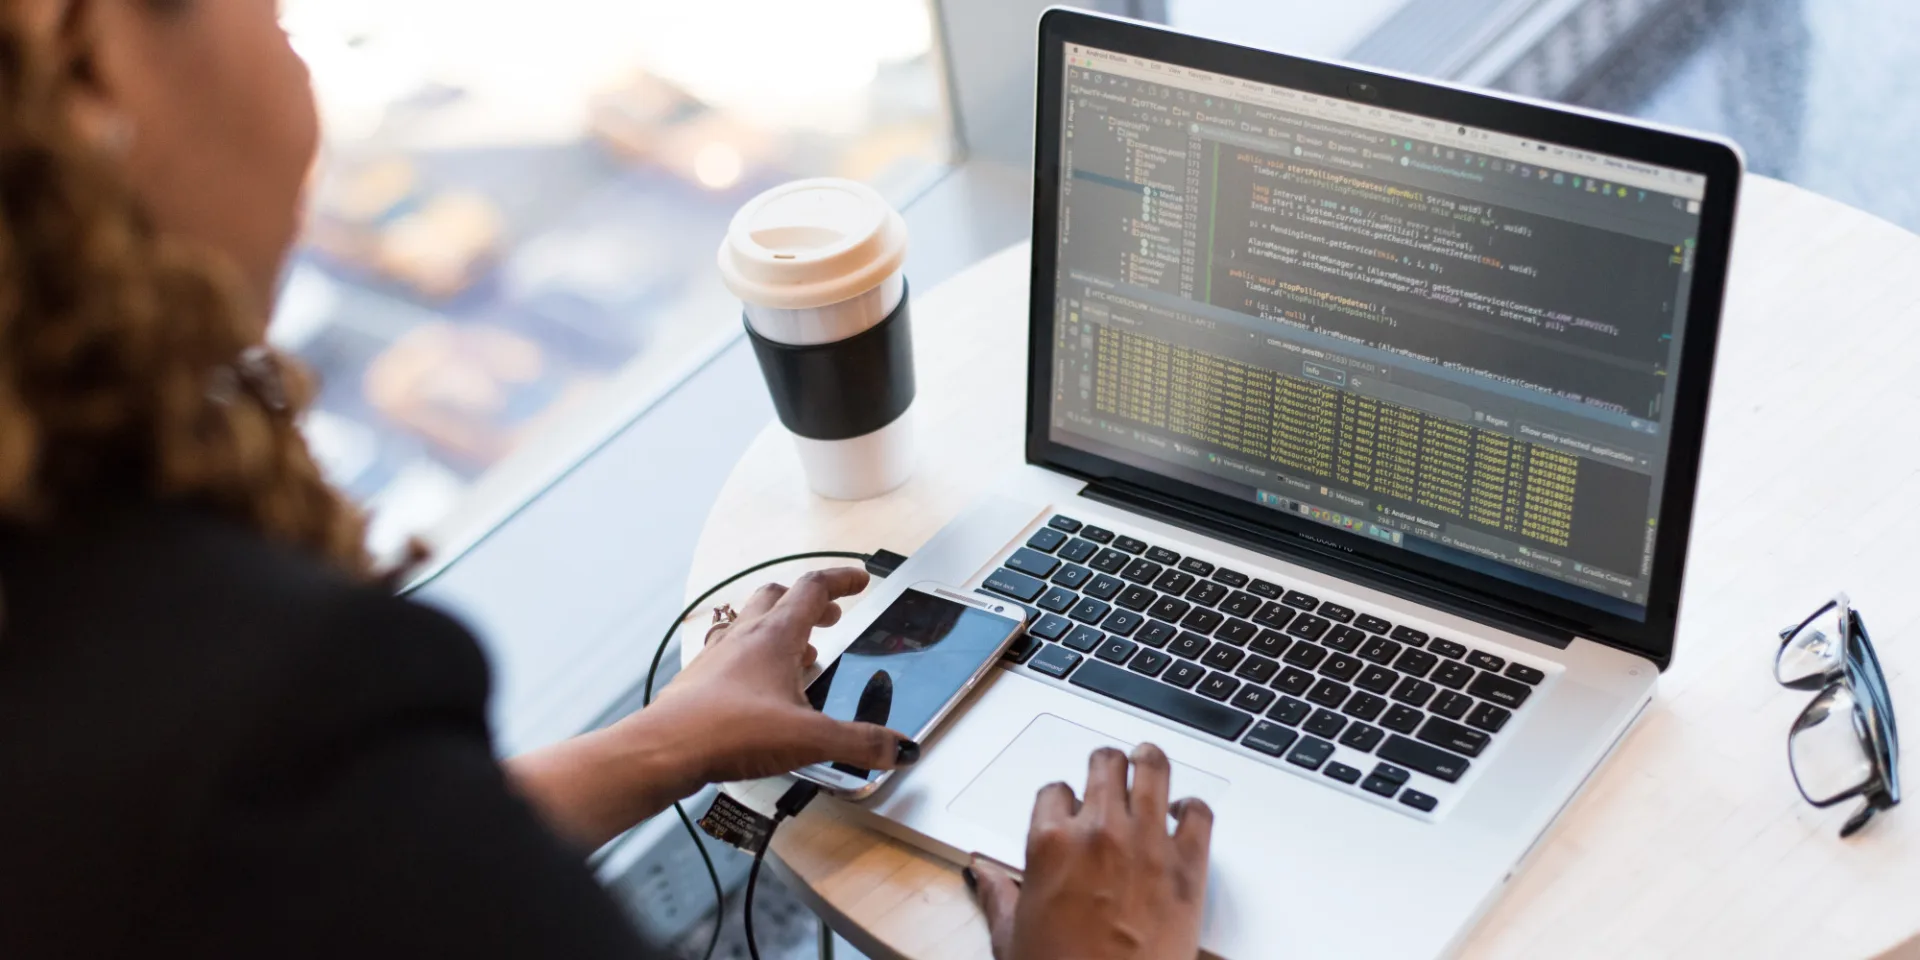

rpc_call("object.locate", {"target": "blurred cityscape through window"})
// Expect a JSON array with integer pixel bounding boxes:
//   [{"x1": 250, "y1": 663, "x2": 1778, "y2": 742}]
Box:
[{"x1": 272, "y1": 0, "x2": 950, "y2": 554}]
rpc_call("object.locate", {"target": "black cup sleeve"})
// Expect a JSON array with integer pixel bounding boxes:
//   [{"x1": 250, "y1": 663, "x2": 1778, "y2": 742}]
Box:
[{"x1": 745, "y1": 283, "x2": 916, "y2": 442}]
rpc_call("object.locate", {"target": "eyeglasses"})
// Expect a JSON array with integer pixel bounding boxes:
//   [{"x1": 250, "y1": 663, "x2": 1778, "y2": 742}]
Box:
[{"x1": 1775, "y1": 593, "x2": 1901, "y2": 837}]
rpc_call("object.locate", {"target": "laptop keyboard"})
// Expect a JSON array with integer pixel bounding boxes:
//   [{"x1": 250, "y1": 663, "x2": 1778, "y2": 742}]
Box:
[{"x1": 983, "y1": 515, "x2": 1547, "y2": 816}]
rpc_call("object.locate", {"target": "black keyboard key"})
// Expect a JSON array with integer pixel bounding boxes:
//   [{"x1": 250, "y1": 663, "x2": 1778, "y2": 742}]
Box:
[
  {"x1": 1253, "y1": 602, "x2": 1295, "y2": 630},
  {"x1": 1468, "y1": 672, "x2": 1532, "y2": 709},
  {"x1": 1198, "y1": 672, "x2": 1241, "y2": 701},
  {"x1": 1322, "y1": 625, "x2": 1366, "y2": 653},
  {"x1": 1431, "y1": 660, "x2": 1475, "y2": 690},
  {"x1": 1178, "y1": 557, "x2": 1215, "y2": 577},
  {"x1": 1342, "y1": 692, "x2": 1387, "y2": 722},
  {"x1": 1400, "y1": 790, "x2": 1438, "y2": 812},
  {"x1": 1069, "y1": 660, "x2": 1252, "y2": 740},
  {"x1": 1466, "y1": 701, "x2": 1512, "y2": 733},
  {"x1": 1103, "y1": 610, "x2": 1144, "y2": 637},
  {"x1": 1215, "y1": 593, "x2": 1258, "y2": 621},
  {"x1": 1096, "y1": 637, "x2": 1139, "y2": 664},
  {"x1": 1113, "y1": 536, "x2": 1148, "y2": 555},
  {"x1": 1355, "y1": 614, "x2": 1393, "y2": 635},
  {"x1": 1198, "y1": 641, "x2": 1244, "y2": 672},
  {"x1": 1030, "y1": 613, "x2": 1073, "y2": 641},
  {"x1": 1114, "y1": 585, "x2": 1156, "y2": 612},
  {"x1": 1058, "y1": 538, "x2": 1099, "y2": 564},
  {"x1": 1163, "y1": 660, "x2": 1205, "y2": 690},
  {"x1": 1429, "y1": 638, "x2": 1467, "y2": 659},
  {"x1": 1214, "y1": 618, "x2": 1259, "y2": 646},
  {"x1": 1136, "y1": 620, "x2": 1177, "y2": 648},
  {"x1": 1286, "y1": 737, "x2": 1335, "y2": 771},
  {"x1": 1320, "y1": 653, "x2": 1363, "y2": 682},
  {"x1": 1029, "y1": 644, "x2": 1082, "y2": 678},
  {"x1": 1186, "y1": 581, "x2": 1230, "y2": 608},
  {"x1": 1319, "y1": 603, "x2": 1356, "y2": 623},
  {"x1": 1361, "y1": 774, "x2": 1401, "y2": 798},
  {"x1": 1305, "y1": 708, "x2": 1347, "y2": 739},
  {"x1": 1379, "y1": 735, "x2": 1470, "y2": 782},
  {"x1": 1063, "y1": 626, "x2": 1105, "y2": 652},
  {"x1": 1285, "y1": 615, "x2": 1332, "y2": 642},
  {"x1": 1036, "y1": 586, "x2": 1078, "y2": 613},
  {"x1": 1081, "y1": 525, "x2": 1115, "y2": 544},
  {"x1": 1170, "y1": 632, "x2": 1210, "y2": 661},
  {"x1": 1324, "y1": 761, "x2": 1363, "y2": 785},
  {"x1": 1146, "y1": 546, "x2": 1182, "y2": 566},
  {"x1": 1027, "y1": 528, "x2": 1068, "y2": 553},
  {"x1": 1241, "y1": 721, "x2": 1299, "y2": 757},
  {"x1": 1381, "y1": 705, "x2": 1423, "y2": 734},
  {"x1": 1467, "y1": 650, "x2": 1506, "y2": 672},
  {"x1": 1281, "y1": 592, "x2": 1318, "y2": 612},
  {"x1": 1394, "y1": 648, "x2": 1439, "y2": 678},
  {"x1": 984, "y1": 568, "x2": 1046, "y2": 602},
  {"x1": 1235, "y1": 655, "x2": 1280, "y2": 685},
  {"x1": 1390, "y1": 626, "x2": 1430, "y2": 647},
  {"x1": 1372, "y1": 762, "x2": 1411, "y2": 785},
  {"x1": 1273, "y1": 667, "x2": 1315, "y2": 696},
  {"x1": 1248, "y1": 579, "x2": 1284, "y2": 599},
  {"x1": 1307, "y1": 678, "x2": 1351, "y2": 709},
  {"x1": 1249, "y1": 629, "x2": 1289, "y2": 660},
  {"x1": 1339, "y1": 723, "x2": 1385, "y2": 753},
  {"x1": 1129, "y1": 649, "x2": 1171, "y2": 677},
  {"x1": 1004, "y1": 634, "x2": 1040, "y2": 664},
  {"x1": 1355, "y1": 664, "x2": 1399, "y2": 694},
  {"x1": 1417, "y1": 716, "x2": 1491, "y2": 757},
  {"x1": 1051, "y1": 564, "x2": 1092, "y2": 590},
  {"x1": 1068, "y1": 597, "x2": 1112, "y2": 625},
  {"x1": 1083, "y1": 574, "x2": 1123, "y2": 601},
  {"x1": 1390, "y1": 677, "x2": 1437, "y2": 708},
  {"x1": 1230, "y1": 684, "x2": 1276, "y2": 714},
  {"x1": 1147, "y1": 595, "x2": 1191, "y2": 623},
  {"x1": 1090, "y1": 548, "x2": 1130, "y2": 574},
  {"x1": 1048, "y1": 515, "x2": 1083, "y2": 533},
  {"x1": 1180, "y1": 608, "x2": 1225, "y2": 634},
  {"x1": 1283, "y1": 642, "x2": 1328, "y2": 670},
  {"x1": 1152, "y1": 570, "x2": 1197, "y2": 595},
  {"x1": 1358, "y1": 636, "x2": 1402, "y2": 665},
  {"x1": 1431, "y1": 690, "x2": 1473, "y2": 720},
  {"x1": 1269, "y1": 697, "x2": 1312, "y2": 726},
  {"x1": 1213, "y1": 568, "x2": 1250, "y2": 588},
  {"x1": 1120, "y1": 558, "x2": 1164, "y2": 586},
  {"x1": 1202, "y1": 644, "x2": 1245, "y2": 672},
  {"x1": 1505, "y1": 662, "x2": 1546, "y2": 685}
]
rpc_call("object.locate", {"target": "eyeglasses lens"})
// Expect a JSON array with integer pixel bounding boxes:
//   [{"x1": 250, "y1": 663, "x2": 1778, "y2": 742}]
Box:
[
  {"x1": 1789, "y1": 682, "x2": 1877, "y2": 805},
  {"x1": 1778, "y1": 604, "x2": 1846, "y2": 688}
]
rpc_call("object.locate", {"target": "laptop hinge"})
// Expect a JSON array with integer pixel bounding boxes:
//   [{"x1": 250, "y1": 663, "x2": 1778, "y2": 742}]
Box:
[{"x1": 1082, "y1": 479, "x2": 1576, "y2": 651}]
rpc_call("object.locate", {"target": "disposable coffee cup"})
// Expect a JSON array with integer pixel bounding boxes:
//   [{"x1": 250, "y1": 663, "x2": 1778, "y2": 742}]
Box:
[{"x1": 719, "y1": 178, "x2": 915, "y2": 500}]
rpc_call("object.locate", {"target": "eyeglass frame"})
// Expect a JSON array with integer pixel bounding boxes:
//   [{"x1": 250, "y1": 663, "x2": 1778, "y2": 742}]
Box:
[{"x1": 1777, "y1": 593, "x2": 1901, "y2": 837}]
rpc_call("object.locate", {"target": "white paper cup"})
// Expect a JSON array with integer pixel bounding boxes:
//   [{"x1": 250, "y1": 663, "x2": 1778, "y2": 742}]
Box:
[{"x1": 719, "y1": 179, "x2": 914, "y2": 500}]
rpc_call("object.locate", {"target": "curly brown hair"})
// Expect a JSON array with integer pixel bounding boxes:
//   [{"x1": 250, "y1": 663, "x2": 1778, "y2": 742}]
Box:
[{"x1": 0, "y1": 4, "x2": 374, "y2": 577}]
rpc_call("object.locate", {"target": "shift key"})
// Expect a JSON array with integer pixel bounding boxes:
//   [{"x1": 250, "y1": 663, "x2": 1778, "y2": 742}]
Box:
[{"x1": 1377, "y1": 735, "x2": 1471, "y2": 783}]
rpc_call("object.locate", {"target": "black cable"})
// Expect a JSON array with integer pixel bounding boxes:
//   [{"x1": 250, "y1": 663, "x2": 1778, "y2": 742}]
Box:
[
  {"x1": 744, "y1": 831, "x2": 772, "y2": 960},
  {"x1": 640, "y1": 551, "x2": 872, "y2": 960},
  {"x1": 745, "y1": 782, "x2": 822, "y2": 960}
]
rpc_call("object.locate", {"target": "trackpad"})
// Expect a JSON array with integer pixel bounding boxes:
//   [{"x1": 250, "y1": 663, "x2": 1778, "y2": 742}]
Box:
[{"x1": 948, "y1": 714, "x2": 1231, "y2": 841}]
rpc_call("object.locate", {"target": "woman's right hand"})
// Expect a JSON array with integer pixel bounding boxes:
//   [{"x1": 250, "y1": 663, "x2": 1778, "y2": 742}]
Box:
[{"x1": 967, "y1": 744, "x2": 1213, "y2": 960}]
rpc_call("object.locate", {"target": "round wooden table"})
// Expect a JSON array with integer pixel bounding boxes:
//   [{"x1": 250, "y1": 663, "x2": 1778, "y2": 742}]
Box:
[{"x1": 686, "y1": 176, "x2": 1920, "y2": 959}]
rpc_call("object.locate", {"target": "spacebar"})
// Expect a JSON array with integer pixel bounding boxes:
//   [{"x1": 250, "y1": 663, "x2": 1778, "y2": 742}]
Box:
[{"x1": 1068, "y1": 661, "x2": 1253, "y2": 740}]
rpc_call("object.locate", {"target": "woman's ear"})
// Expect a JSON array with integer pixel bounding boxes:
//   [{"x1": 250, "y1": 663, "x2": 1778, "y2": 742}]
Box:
[{"x1": 21, "y1": 0, "x2": 134, "y2": 154}]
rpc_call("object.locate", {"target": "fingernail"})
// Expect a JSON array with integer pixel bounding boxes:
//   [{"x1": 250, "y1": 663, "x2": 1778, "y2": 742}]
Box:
[
  {"x1": 896, "y1": 739, "x2": 921, "y2": 765},
  {"x1": 962, "y1": 866, "x2": 978, "y2": 894}
]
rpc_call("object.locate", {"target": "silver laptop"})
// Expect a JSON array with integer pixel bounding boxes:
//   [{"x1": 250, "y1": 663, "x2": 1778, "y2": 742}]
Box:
[{"x1": 841, "y1": 11, "x2": 1742, "y2": 957}]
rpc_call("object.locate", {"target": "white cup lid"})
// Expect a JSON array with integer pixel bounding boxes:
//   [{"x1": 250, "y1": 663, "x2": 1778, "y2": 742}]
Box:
[{"x1": 717, "y1": 178, "x2": 908, "y2": 311}]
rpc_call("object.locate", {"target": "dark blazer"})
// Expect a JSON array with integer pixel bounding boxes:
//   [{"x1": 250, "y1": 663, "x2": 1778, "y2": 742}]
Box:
[{"x1": 0, "y1": 504, "x2": 650, "y2": 956}]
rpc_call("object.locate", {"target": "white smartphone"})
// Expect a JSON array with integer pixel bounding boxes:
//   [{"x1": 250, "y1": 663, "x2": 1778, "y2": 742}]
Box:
[{"x1": 794, "y1": 583, "x2": 1029, "y2": 798}]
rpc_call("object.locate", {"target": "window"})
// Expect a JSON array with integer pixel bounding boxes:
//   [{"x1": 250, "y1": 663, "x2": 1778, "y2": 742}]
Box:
[{"x1": 273, "y1": 0, "x2": 950, "y2": 554}]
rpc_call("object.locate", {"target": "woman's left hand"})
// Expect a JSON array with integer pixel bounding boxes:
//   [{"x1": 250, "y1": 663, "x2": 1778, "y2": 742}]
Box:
[{"x1": 647, "y1": 566, "x2": 919, "y2": 785}]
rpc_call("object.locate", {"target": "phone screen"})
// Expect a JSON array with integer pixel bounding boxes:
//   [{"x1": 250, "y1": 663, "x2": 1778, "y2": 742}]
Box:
[{"x1": 805, "y1": 589, "x2": 1023, "y2": 780}]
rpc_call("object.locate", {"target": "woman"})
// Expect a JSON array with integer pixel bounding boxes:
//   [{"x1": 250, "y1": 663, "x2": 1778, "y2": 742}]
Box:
[{"x1": 0, "y1": 1, "x2": 1215, "y2": 957}]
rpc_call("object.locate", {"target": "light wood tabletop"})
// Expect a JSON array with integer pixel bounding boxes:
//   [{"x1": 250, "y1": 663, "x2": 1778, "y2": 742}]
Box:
[{"x1": 684, "y1": 176, "x2": 1920, "y2": 959}]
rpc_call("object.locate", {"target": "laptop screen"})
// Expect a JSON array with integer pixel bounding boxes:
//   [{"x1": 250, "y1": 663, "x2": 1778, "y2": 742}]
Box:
[{"x1": 1044, "y1": 43, "x2": 1713, "y2": 621}]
